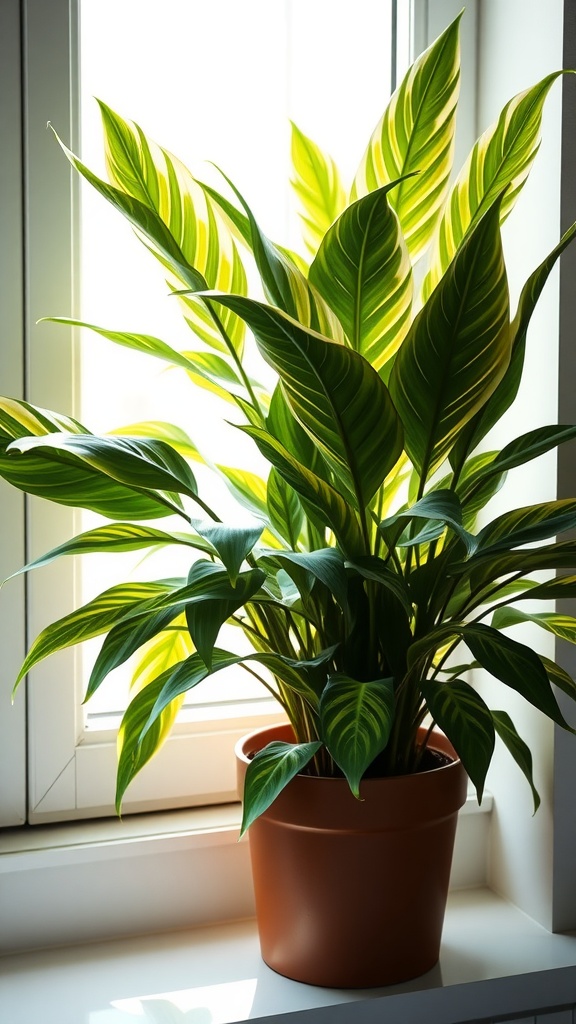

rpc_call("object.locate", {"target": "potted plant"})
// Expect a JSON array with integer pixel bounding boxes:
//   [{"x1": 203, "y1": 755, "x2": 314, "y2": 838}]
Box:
[{"x1": 2, "y1": 11, "x2": 576, "y2": 987}]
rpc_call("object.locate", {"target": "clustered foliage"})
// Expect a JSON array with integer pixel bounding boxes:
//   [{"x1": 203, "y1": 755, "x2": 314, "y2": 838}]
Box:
[{"x1": 2, "y1": 13, "x2": 576, "y2": 831}]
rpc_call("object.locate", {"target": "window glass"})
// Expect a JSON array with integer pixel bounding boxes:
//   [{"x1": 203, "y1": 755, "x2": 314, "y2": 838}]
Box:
[{"x1": 77, "y1": 0, "x2": 409, "y2": 724}]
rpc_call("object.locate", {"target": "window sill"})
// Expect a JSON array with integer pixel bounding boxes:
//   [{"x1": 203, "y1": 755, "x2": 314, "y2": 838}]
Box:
[
  {"x1": 0, "y1": 794, "x2": 492, "y2": 954},
  {"x1": 1, "y1": 889, "x2": 575, "y2": 1024}
]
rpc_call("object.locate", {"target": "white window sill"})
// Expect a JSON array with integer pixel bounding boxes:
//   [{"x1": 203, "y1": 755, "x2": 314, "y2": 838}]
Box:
[
  {"x1": 1, "y1": 889, "x2": 576, "y2": 1024},
  {"x1": 0, "y1": 793, "x2": 492, "y2": 955}
]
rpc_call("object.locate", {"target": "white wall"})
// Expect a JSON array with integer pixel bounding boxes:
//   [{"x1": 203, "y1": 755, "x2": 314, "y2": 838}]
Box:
[{"x1": 474, "y1": 0, "x2": 567, "y2": 931}]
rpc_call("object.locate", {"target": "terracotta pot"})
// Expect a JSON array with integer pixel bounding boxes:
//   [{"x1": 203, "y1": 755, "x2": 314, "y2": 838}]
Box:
[{"x1": 236, "y1": 722, "x2": 468, "y2": 988}]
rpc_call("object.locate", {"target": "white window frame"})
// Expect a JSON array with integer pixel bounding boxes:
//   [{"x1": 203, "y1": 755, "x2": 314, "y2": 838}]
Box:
[{"x1": 2, "y1": 0, "x2": 576, "y2": 952}]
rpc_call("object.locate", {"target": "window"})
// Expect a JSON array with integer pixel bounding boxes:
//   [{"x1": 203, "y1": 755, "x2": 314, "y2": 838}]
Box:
[{"x1": 1, "y1": 0, "x2": 416, "y2": 825}]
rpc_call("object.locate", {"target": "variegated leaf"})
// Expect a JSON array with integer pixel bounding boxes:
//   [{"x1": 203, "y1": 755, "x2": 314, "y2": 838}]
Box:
[
  {"x1": 110, "y1": 420, "x2": 200, "y2": 460},
  {"x1": 240, "y1": 739, "x2": 322, "y2": 835},
  {"x1": 210, "y1": 168, "x2": 344, "y2": 342},
  {"x1": 0, "y1": 396, "x2": 87, "y2": 443},
  {"x1": 116, "y1": 667, "x2": 187, "y2": 812},
  {"x1": 351, "y1": 14, "x2": 461, "y2": 262},
  {"x1": 492, "y1": 606, "x2": 576, "y2": 645},
  {"x1": 290, "y1": 121, "x2": 347, "y2": 256},
  {"x1": 241, "y1": 425, "x2": 365, "y2": 556},
  {"x1": 423, "y1": 678, "x2": 494, "y2": 801},
  {"x1": 309, "y1": 184, "x2": 413, "y2": 373},
  {"x1": 450, "y1": 220, "x2": 576, "y2": 473},
  {"x1": 389, "y1": 195, "x2": 510, "y2": 482},
  {"x1": 13, "y1": 581, "x2": 178, "y2": 689},
  {"x1": 96, "y1": 100, "x2": 248, "y2": 355},
  {"x1": 423, "y1": 72, "x2": 565, "y2": 298},
  {"x1": 4, "y1": 523, "x2": 215, "y2": 580},
  {"x1": 6, "y1": 432, "x2": 202, "y2": 518},
  {"x1": 319, "y1": 674, "x2": 395, "y2": 796},
  {"x1": 475, "y1": 499, "x2": 576, "y2": 555},
  {"x1": 205, "y1": 295, "x2": 404, "y2": 511}
]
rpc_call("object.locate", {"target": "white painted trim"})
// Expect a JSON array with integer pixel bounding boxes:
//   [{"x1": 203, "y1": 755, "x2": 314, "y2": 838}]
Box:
[
  {"x1": 0, "y1": 795, "x2": 491, "y2": 953},
  {"x1": 0, "y1": 0, "x2": 27, "y2": 828}
]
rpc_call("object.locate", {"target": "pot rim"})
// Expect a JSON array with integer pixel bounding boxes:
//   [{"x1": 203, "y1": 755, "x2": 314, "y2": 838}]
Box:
[{"x1": 235, "y1": 720, "x2": 461, "y2": 779}]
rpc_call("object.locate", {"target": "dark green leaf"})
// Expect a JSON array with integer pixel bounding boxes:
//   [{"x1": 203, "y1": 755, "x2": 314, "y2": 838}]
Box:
[
  {"x1": 380, "y1": 490, "x2": 477, "y2": 555},
  {"x1": 184, "y1": 562, "x2": 265, "y2": 667},
  {"x1": 461, "y1": 622, "x2": 573, "y2": 728},
  {"x1": 475, "y1": 499, "x2": 576, "y2": 555},
  {"x1": 491, "y1": 710, "x2": 540, "y2": 813},
  {"x1": 389, "y1": 195, "x2": 510, "y2": 482},
  {"x1": 191, "y1": 520, "x2": 263, "y2": 583},
  {"x1": 423, "y1": 678, "x2": 495, "y2": 802},
  {"x1": 240, "y1": 740, "x2": 322, "y2": 835}
]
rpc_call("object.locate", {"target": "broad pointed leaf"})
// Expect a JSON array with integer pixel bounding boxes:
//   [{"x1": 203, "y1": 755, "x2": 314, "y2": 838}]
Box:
[
  {"x1": 460, "y1": 426, "x2": 576, "y2": 504},
  {"x1": 0, "y1": 396, "x2": 87, "y2": 442},
  {"x1": 141, "y1": 649, "x2": 320, "y2": 737},
  {"x1": 206, "y1": 295, "x2": 404, "y2": 510},
  {"x1": 240, "y1": 740, "x2": 322, "y2": 835},
  {"x1": 539, "y1": 654, "x2": 576, "y2": 703},
  {"x1": 211, "y1": 168, "x2": 343, "y2": 341},
  {"x1": 116, "y1": 668, "x2": 186, "y2": 813},
  {"x1": 191, "y1": 520, "x2": 263, "y2": 584},
  {"x1": 216, "y1": 465, "x2": 269, "y2": 519},
  {"x1": 475, "y1": 499, "x2": 576, "y2": 555},
  {"x1": 380, "y1": 490, "x2": 477, "y2": 556},
  {"x1": 0, "y1": 444, "x2": 180, "y2": 521},
  {"x1": 351, "y1": 14, "x2": 461, "y2": 261},
  {"x1": 87, "y1": 563, "x2": 266, "y2": 690},
  {"x1": 110, "y1": 420, "x2": 200, "y2": 460},
  {"x1": 423, "y1": 678, "x2": 494, "y2": 801},
  {"x1": 461, "y1": 622, "x2": 572, "y2": 728},
  {"x1": 450, "y1": 220, "x2": 576, "y2": 471},
  {"x1": 268, "y1": 548, "x2": 348, "y2": 610},
  {"x1": 266, "y1": 466, "x2": 304, "y2": 548},
  {"x1": 4, "y1": 523, "x2": 215, "y2": 579},
  {"x1": 389, "y1": 195, "x2": 510, "y2": 482},
  {"x1": 42, "y1": 316, "x2": 203, "y2": 374},
  {"x1": 319, "y1": 674, "x2": 395, "y2": 797},
  {"x1": 492, "y1": 606, "x2": 576, "y2": 645},
  {"x1": 5, "y1": 432, "x2": 203, "y2": 519},
  {"x1": 95, "y1": 101, "x2": 248, "y2": 355},
  {"x1": 184, "y1": 562, "x2": 265, "y2": 667},
  {"x1": 308, "y1": 184, "x2": 413, "y2": 372}
]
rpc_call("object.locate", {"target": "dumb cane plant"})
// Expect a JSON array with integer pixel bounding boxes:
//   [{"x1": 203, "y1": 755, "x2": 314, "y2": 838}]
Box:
[{"x1": 3, "y1": 13, "x2": 576, "y2": 833}]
